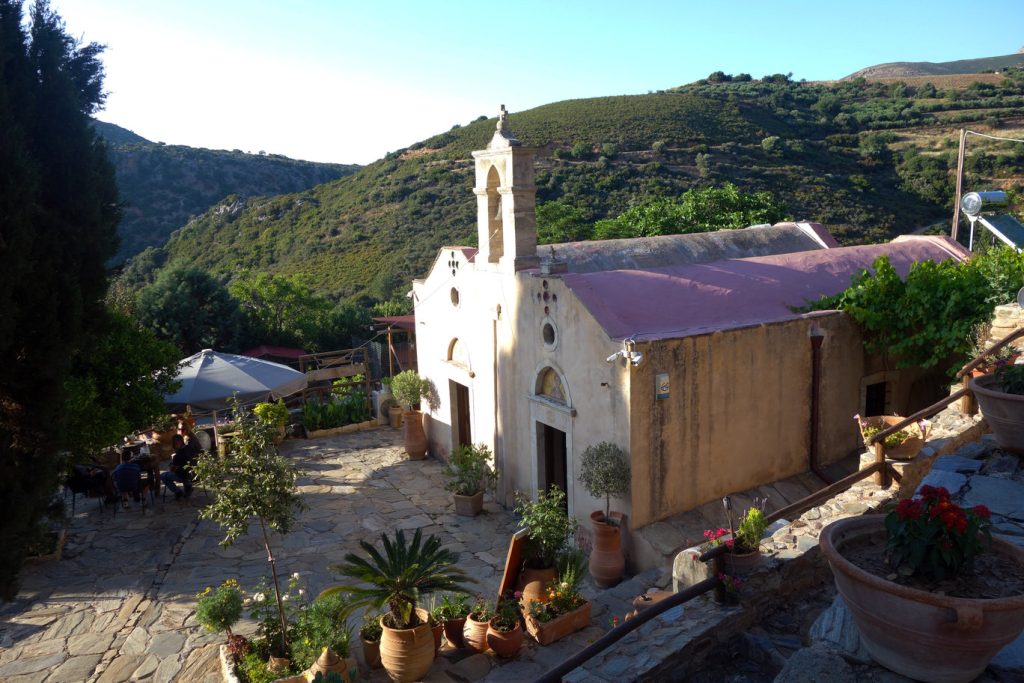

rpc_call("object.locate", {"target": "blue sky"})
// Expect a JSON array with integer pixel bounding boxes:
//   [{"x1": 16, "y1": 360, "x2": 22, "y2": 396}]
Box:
[{"x1": 56, "y1": 0, "x2": 1024, "y2": 164}]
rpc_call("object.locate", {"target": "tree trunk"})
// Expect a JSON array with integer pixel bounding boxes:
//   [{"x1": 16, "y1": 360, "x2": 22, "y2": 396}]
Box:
[{"x1": 260, "y1": 519, "x2": 289, "y2": 656}]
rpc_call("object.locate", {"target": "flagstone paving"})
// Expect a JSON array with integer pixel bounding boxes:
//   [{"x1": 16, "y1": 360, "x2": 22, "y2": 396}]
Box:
[{"x1": 0, "y1": 429, "x2": 538, "y2": 682}]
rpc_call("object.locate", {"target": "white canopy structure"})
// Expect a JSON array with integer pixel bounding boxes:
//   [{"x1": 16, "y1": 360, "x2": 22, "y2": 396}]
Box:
[{"x1": 164, "y1": 349, "x2": 307, "y2": 412}]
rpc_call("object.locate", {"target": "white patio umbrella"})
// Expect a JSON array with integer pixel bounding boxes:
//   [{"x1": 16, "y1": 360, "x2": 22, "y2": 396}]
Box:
[{"x1": 164, "y1": 349, "x2": 307, "y2": 444}]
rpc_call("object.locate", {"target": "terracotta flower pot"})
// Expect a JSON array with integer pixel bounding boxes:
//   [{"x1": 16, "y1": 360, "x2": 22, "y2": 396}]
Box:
[
  {"x1": 403, "y1": 410, "x2": 427, "y2": 459},
  {"x1": 361, "y1": 637, "x2": 381, "y2": 669},
  {"x1": 524, "y1": 601, "x2": 591, "y2": 646},
  {"x1": 820, "y1": 515, "x2": 1024, "y2": 683},
  {"x1": 389, "y1": 405, "x2": 403, "y2": 429},
  {"x1": 859, "y1": 415, "x2": 929, "y2": 460},
  {"x1": 486, "y1": 619, "x2": 523, "y2": 658},
  {"x1": 589, "y1": 511, "x2": 626, "y2": 587},
  {"x1": 516, "y1": 565, "x2": 557, "y2": 608},
  {"x1": 722, "y1": 548, "x2": 761, "y2": 576},
  {"x1": 971, "y1": 374, "x2": 1024, "y2": 454},
  {"x1": 379, "y1": 607, "x2": 434, "y2": 683},
  {"x1": 462, "y1": 613, "x2": 490, "y2": 653},
  {"x1": 453, "y1": 490, "x2": 483, "y2": 517},
  {"x1": 443, "y1": 617, "x2": 467, "y2": 649}
]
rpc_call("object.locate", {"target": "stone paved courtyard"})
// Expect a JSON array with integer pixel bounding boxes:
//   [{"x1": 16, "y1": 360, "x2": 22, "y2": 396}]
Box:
[{"x1": 0, "y1": 429, "x2": 538, "y2": 682}]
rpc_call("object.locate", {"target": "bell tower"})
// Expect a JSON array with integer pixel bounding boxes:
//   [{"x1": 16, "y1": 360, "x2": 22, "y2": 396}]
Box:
[{"x1": 471, "y1": 105, "x2": 539, "y2": 273}]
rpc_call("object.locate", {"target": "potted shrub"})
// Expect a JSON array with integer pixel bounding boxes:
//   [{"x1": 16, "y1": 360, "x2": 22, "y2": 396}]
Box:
[
  {"x1": 971, "y1": 364, "x2": 1024, "y2": 454},
  {"x1": 702, "y1": 499, "x2": 767, "y2": 576},
  {"x1": 513, "y1": 487, "x2": 578, "y2": 606},
  {"x1": 196, "y1": 579, "x2": 248, "y2": 669},
  {"x1": 462, "y1": 596, "x2": 492, "y2": 653},
  {"x1": 358, "y1": 612, "x2": 382, "y2": 669},
  {"x1": 290, "y1": 591, "x2": 355, "y2": 674},
  {"x1": 820, "y1": 485, "x2": 1024, "y2": 682},
  {"x1": 855, "y1": 414, "x2": 931, "y2": 460},
  {"x1": 191, "y1": 399, "x2": 305, "y2": 666},
  {"x1": 523, "y1": 549, "x2": 591, "y2": 646},
  {"x1": 327, "y1": 529, "x2": 475, "y2": 683},
  {"x1": 438, "y1": 593, "x2": 470, "y2": 649},
  {"x1": 486, "y1": 592, "x2": 524, "y2": 657},
  {"x1": 389, "y1": 370, "x2": 433, "y2": 459},
  {"x1": 445, "y1": 443, "x2": 497, "y2": 517},
  {"x1": 578, "y1": 441, "x2": 630, "y2": 587},
  {"x1": 254, "y1": 399, "x2": 289, "y2": 443}
]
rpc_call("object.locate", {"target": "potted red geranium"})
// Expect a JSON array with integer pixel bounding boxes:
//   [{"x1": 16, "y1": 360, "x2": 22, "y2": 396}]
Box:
[{"x1": 820, "y1": 485, "x2": 1024, "y2": 683}]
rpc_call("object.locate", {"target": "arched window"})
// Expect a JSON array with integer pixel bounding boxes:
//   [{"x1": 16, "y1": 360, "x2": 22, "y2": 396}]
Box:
[
  {"x1": 486, "y1": 165, "x2": 503, "y2": 264},
  {"x1": 535, "y1": 367, "x2": 566, "y2": 404},
  {"x1": 448, "y1": 338, "x2": 469, "y2": 367}
]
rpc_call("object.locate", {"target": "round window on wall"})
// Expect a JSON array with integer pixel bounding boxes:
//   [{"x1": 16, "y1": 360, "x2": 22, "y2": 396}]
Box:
[
  {"x1": 542, "y1": 320, "x2": 557, "y2": 349},
  {"x1": 450, "y1": 287, "x2": 460, "y2": 307}
]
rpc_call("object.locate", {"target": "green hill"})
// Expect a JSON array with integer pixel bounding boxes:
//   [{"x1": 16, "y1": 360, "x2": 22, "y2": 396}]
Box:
[
  {"x1": 844, "y1": 51, "x2": 1024, "y2": 80},
  {"x1": 93, "y1": 121, "x2": 360, "y2": 264},
  {"x1": 122, "y1": 69, "x2": 1024, "y2": 304}
]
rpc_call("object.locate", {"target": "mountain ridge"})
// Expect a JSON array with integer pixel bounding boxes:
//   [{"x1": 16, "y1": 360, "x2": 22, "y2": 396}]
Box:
[{"x1": 844, "y1": 51, "x2": 1024, "y2": 80}]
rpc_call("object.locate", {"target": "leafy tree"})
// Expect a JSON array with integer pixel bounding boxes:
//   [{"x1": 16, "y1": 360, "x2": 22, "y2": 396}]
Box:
[
  {"x1": 0, "y1": 0, "x2": 120, "y2": 598},
  {"x1": 63, "y1": 309, "x2": 181, "y2": 457},
  {"x1": 592, "y1": 184, "x2": 787, "y2": 240},
  {"x1": 536, "y1": 201, "x2": 592, "y2": 244},
  {"x1": 230, "y1": 272, "x2": 330, "y2": 350},
  {"x1": 136, "y1": 263, "x2": 240, "y2": 354},
  {"x1": 192, "y1": 401, "x2": 306, "y2": 656}
]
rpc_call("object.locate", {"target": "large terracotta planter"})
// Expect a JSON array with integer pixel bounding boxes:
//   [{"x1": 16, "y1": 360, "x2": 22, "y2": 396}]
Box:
[
  {"x1": 361, "y1": 637, "x2": 381, "y2": 669},
  {"x1": 403, "y1": 410, "x2": 427, "y2": 459},
  {"x1": 589, "y1": 511, "x2": 626, "y2": 587},
  {"x1": 820, "y1": 515, "x2": 1024, "y2": 683},
  {"x1": 462, "y1": 613, "x2": 490, "y2": 653},
  {"x1": 972, "y1": 374, "x2": 1024, "y2": 454},
  {"x1": 486, "y1": 620, "x2": 523, "y2": 658},
  {"x1": 379, "y1": 607, "x2": 434, "y2": 683},
  {"x1": 442, "y1": 617, "x2": 466, "y2": 649},
  {"x1": 524, "y1": 601, "x2": 592, "y2": 645},
  {"x1": 430, "y1": 620, "x2": 443, "y2": 654},
  {"x1": 453, "y1": 491, "x2": 483, "y2": 517},
  {"x1": 517, "y1": 566, "x2": 557, "y2": 608},
  {"x1": 389, "y1": 405, "x2": 403, "y2": 429}
]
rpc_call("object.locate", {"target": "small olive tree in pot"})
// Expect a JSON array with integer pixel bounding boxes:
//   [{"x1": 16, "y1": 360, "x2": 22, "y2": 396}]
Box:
[
  {"x1": 389, "y1": 370, "x2": 437, "y2": 459},
  {"x1": 578, "y1": 441, "x2": 631, "y2": 587}
]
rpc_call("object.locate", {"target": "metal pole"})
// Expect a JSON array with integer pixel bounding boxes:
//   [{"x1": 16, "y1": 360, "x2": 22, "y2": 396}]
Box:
[
  {"x1": 386, "y1": 326, "x2": 394, "y2": 377},
  {"x1": 952, "y1": 128, "x2": 967, "y2": 241}
]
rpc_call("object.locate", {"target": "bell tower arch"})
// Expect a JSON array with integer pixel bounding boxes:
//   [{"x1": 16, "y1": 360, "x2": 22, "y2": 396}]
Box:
[{"x1": 472, "y1": 105, "x2": 539, "y2": 272}]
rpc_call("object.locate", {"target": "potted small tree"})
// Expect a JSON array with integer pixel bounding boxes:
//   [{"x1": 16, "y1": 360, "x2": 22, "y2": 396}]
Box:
[
  {"x1": 445, "y1": 443, "x2": 497, "y2": 517},
  {"x1": 971, "y1": 364, "x2": 1024, "y2": 454},
  {"x1": 514, "y1": 488, "x2": 577, "y2": 606},
  {"x1": 327, "y1": 529, "x2": 475, "y2": 683},
  {"x1": 192, "y1": 399, "x2": 305, "y2": 668},
  {"x1": 389, "y1": 370, "x2": 434, "y2": 459},
  {"x1": 578, "y1": 442, "x2": 631, "y2": 587},
  {"x1": 820, "y1": 485, "x2": 1024, "y2": 682},
  {"x1": 254, "y1": 399, "x2": 289, "y2": 443},
  {"x1": 196, "y1": 578, "x2": 248, "y2": 670}
]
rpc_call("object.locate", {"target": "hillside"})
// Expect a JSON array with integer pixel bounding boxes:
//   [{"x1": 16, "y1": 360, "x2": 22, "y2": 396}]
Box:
[
  {"x1": 122, "y1": 68, "x2": 1024, "y2": 304},
  {"x1": 93, "y1": 121, "x2": 360, "y2": 264},
  {"x1": 844, "y1": 50, "x2": 1024, "y2": 80}
]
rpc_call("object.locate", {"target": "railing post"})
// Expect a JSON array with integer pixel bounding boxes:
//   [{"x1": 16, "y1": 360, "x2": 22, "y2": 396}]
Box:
[
  {"x1": 960, "y1": 375, "x2": 977, "y2": 416},
  {"x1": 873, "y1": 442, "x2": 889, "y2": 487}
]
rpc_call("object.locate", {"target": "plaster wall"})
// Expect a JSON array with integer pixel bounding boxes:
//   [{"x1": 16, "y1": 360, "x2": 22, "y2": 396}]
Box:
[
  {"x1": 627, "y1": 314, "x2": 872, "y2": 528},
  {"x1": 413, "y1": 260, "x2": 631, "y2": 531}
]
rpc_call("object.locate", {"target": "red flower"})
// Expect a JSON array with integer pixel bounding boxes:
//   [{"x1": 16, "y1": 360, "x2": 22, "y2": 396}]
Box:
[
  {"x1": 896, "y1": 499, "x2": 922, "y2": 521},
  {"x1": 920, "y1": 485, "x2": 950, "y2": 501},
  {"x1": 972, "y1": 504, "x2": 992, "y2": 520}
]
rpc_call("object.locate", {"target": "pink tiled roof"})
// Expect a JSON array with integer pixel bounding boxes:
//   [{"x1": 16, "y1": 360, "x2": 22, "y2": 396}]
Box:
[{"x1": 562, "y1": 236, "x2": 969, "y2": 342}]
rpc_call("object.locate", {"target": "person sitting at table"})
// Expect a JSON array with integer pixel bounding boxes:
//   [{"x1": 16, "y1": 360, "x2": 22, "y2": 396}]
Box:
[
  {"x1": 161, "y1": 434, "x2": 197, "y2": 499},
  {"x1": 112, "y1": 450, "x2": 142, "y2": 503}
]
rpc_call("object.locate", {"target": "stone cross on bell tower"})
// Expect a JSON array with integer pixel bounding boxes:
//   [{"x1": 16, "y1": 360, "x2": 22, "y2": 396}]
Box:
[{"x1": 471, "y1": 105, "x2": 539, "y2": 273}]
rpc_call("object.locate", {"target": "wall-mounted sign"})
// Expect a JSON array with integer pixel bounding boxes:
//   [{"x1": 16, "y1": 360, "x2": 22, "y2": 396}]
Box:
[{"x1": 656, "y1": 372, "x2": 670, "y2": 399}]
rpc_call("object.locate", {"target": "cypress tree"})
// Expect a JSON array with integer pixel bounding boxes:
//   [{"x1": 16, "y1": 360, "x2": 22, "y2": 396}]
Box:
[{"x1": 0, "y1": 0, "x2": 119, "y2": 598}]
